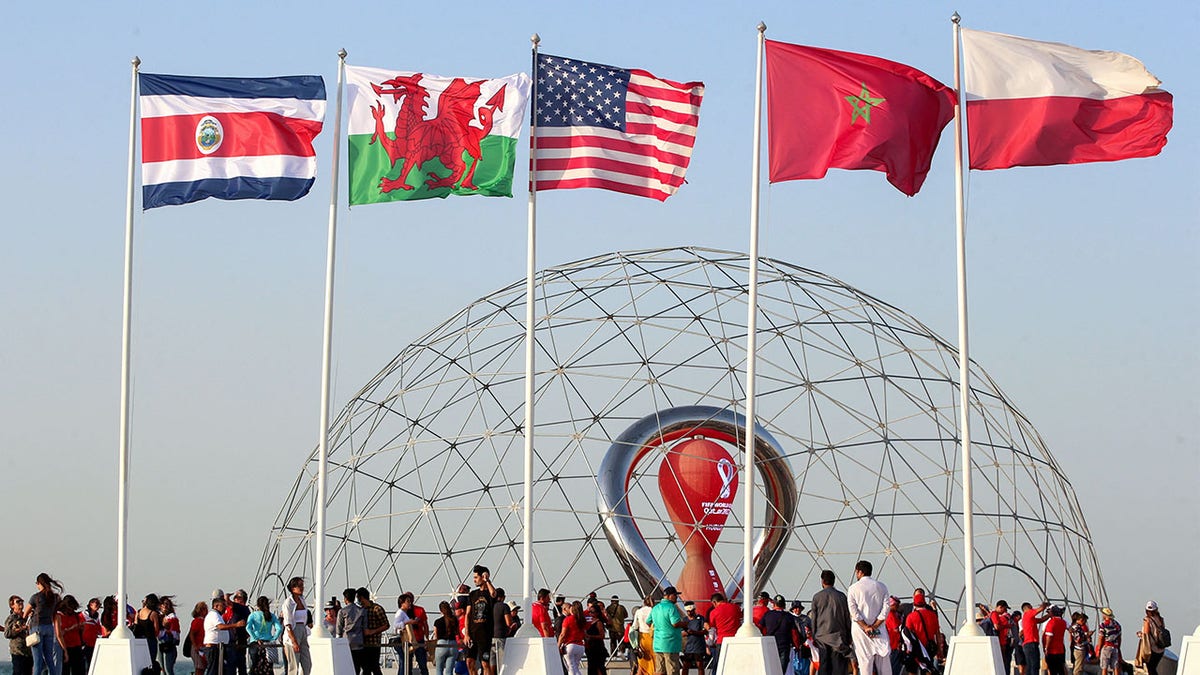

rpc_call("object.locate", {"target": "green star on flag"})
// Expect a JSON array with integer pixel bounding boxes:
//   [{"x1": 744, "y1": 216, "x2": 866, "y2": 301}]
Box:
[{"x1": 846, "y1": 83, "x2": 885, "y2": 124}]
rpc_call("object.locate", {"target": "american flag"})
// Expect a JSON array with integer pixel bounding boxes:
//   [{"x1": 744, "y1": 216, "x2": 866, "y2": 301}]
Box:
[{"x1": 533, "y1": 53, "x2": 704, "y2": 201}]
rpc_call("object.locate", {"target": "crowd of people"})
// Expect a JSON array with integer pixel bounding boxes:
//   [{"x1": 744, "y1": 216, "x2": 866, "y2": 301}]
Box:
[{"x1": 5, "y1": 566, "x2": 1175, "y2": 675}]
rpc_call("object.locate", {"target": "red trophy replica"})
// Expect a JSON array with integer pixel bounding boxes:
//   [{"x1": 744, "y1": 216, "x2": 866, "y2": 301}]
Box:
[{"x1": 658, "y1": 436, "x2": 738, "y2": 615}]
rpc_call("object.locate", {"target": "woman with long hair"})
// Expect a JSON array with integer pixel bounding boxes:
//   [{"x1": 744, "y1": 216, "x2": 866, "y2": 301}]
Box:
[
  {"x1": 558, "y1": 601, "x2": 587, "y2": 675},
  {"x1": 23, "y1": 572, "x2": 65, "y2": 675},
  {"x1": 1138, "y1": 601, "x2": 1168, "y2": 675},
  {"x1": 158, "y1": 596, "x2": 181, "y2": 675},
  {"x1": 100, "y1": 597, "x2": 119, "y2": 637},
  {"x1": 189, "y1": 602, "x2": 209, "y2": 675},
  {"x1": 58, "y1": 596, "x2": 87, "y2": 675},
  {"x1": 135, "y1": 593, "x2": 162, "y2": 665},
  {"x1": 282, "y1": 576, "x2": 313, "y2": 675},
  {"x1": 432, "y1": 601, "x2": 457, "y2": 675},
  {"x1": 584, "y1": 601, "x2": 609, "y2": 675},
  {"x1": 247, "y1": 596, "x2": 283, "y2": 675}
]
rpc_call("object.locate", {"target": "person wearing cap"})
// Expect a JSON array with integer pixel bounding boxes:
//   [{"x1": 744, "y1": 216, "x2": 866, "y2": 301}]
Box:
[
  {"x1": 1041, "y1": 605, "x2": 1068, "y2": 675},
  {"x1": 1137, "y1": 601, "x2": 1168, "y2": 675},
  {"x1": 846, "y1": 560, "x2": 890, "y2": 675},
  {"x1": 1095, "y1": 607, "x2": 1121, "y2": 675},
  {"x1": 904, "y1": 589, "x2": 939, "y2": 674},
  {"x1": 679, "y1": 602, "x2": 707, "y2": 675},
  {"x1": 322, "y1": 601, "x2": 339, "y2": 641},
  {"x1": 790, "y1": 600, "x2": 814, "y2": 675},
  {"x1": 606, "y1": 596, "x2": 628, "y2": 656},
  {"x1": 883, "y1": 598, "x2": 903, "y2": 675},
  {"x1": 811, "y1": 569, "x2": 852, "y2": 675},
  {"x1": 646, "y1": 587, "x2": 686, "y2": 675},
  {"x1": 760, "y1": 596, "x2": 798, "y2": 671},
  {"x1": 752, "y1": 591, "x2": 772, "y2": 632},
  {"x1": 988, "y1": 601, "x2": 1013, "y2": 673}
]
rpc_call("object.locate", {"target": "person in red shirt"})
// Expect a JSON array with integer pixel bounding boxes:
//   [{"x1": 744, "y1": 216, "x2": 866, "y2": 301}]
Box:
[
  {"x1": 989, "y1": 600, "x2": 1013, "y2": 673},
  {"x1": 1042, "y1": 605, "x2": 1068, "y2": 675},
  {"x1": 1019, "y1": 601, "x2": 1051, "y2": 675},
  {"x1": 558, "y1": 601, "x2": 586, "y2": 675},
  {"x1": 706, "y1": 593, "x2": 741, "y2": 675},
  {"x1": 531, "y1": 589, "x2": 554, "y2": 638},
  {"x1": 884, "y1": 597, "x2": 903, "y2": 675},
  {"x1": 58, "y1": 596, "x2": 87, "y2": 675},
  {"x1": 906, "y1": 590, "x2": 941, "y2": 673},
  {"x1": 751, "y1": 592, "x2": 770, "y2": 632}
]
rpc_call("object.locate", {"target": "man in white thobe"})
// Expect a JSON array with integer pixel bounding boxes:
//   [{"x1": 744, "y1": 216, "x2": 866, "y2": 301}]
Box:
[{"x1": 845, "y1": 560, "x2": 891, "y2": 675}]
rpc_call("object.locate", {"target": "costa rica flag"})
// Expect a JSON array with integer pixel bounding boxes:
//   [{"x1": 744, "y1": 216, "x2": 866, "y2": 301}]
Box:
[{"x1": 139, "y1": 73, "x2": 326, "y2": 209}]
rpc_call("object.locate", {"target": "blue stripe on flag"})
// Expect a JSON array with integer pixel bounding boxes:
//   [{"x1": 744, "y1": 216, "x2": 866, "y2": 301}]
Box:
[
  {"x1": 143, "y1": 177, "x2": 316, "y2": 209},
  {"x1": 139, "y1": 73, "x2": 326, "y2": 101}
]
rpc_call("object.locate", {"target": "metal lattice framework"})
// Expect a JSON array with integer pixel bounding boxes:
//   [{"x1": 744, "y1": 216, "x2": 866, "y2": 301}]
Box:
[{"x1": 253, "y1": 246, "x2": 1106, "y2": 626}]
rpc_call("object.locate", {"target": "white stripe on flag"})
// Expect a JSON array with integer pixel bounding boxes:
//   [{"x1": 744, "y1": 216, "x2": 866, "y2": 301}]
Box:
[
  {"x1": 533, "y1": 167, "x2": 676, "y2": 193},
  {"x1": 140, "y1": 94, "x2": 327, "y2": 121},
  {"x1": 143, "y1": 155, "x2": 318, "y2": 185},
  {"x1": 535, "y1": 146, "x2": 689, "y2": 179},
  {"x1": 535, "y1": 126, "x2": 696, "y2": 159},
  {"x1": 962, "y1": 28, "x2": 1165, "y2": 101}
]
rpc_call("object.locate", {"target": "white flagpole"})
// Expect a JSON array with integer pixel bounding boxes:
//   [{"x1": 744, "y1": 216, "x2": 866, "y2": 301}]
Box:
[
  {"x1": 517, "y1": 32, "x2": 540, "y2": 637},
  {"x1": 950, "y1": 12, "x2": 983, "y2": 639},
  {"x1": 111, "y1": 55, "x2": 140, "y2": 642},
  {"x1": 312, "y1": 48, "x2": 346, "y2": 638},
  {"x1": 735, "y1": 21, "x2": 766, "y2": 638}
]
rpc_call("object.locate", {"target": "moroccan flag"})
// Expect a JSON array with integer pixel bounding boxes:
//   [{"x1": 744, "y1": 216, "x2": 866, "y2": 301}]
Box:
[
  {"x1": 346, "y1": 66, "x2": 531, "y2": 204},
  {"x1": 764, "y1": 40, "x2": 956, "y2": 196},
  {"x1": 139, "y1": 73, "x2": 326, "y2": 209},
  {"x1": 962, "y1": 28, "x2": 1173, "y2": 170}
]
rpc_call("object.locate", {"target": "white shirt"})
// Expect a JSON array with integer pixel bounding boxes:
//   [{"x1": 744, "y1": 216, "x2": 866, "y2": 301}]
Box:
[
  {"x1": 393, "y1": 609, "x2": 412, "y2": 633},
  {"x1": 203, "y1": 610, "x2": 227, "y2": 645},
  {"x1": 633, "y1": 606, "x2": 653, "y2": 633},
  {"x1": 846, "y1": 575, "x2": 890, "y2": 658}
]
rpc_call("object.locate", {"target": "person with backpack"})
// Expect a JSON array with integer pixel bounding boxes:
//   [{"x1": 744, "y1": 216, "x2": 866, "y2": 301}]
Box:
[
  {"x1": 904, "y1": 591, "x2": 939, "y2": 674},
  {"x1": 1136, "y1": 601, "x2": 1169, "y2": 675}
]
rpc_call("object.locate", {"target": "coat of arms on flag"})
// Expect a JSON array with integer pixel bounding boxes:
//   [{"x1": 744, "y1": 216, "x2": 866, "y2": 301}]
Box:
[{"x1": 345, "y1": 66, "x2": 531, "y2": 204}]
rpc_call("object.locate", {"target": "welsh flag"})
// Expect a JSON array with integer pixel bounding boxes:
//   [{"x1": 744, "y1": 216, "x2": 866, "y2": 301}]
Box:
[{"x1": 346, "y1": 66, "x2": 531, "y2": 204}]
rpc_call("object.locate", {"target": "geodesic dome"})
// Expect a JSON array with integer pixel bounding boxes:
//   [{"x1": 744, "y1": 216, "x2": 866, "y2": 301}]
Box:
[{"x1": 253, "y1": 246, "x2": 1106, "y2": 626}]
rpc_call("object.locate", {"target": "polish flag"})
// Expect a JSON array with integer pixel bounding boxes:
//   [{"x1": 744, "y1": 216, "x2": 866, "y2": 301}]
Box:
[{"x1": 962, "y1": 28, "x2": 1173, "y2": 170}]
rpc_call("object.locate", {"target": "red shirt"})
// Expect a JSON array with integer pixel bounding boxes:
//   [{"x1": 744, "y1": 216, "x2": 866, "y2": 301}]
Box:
[
  {"x1": 990, "y1": 611, "x2": 1011, "y2": 647},
  {"x1": 885, "y1": 613, "x2": 903, "y2": 650},
  {"x1": 906, "y1": 606, "x2": 939, "y2": 645},
  {"x1": 531, "y1": 602, "x2": 553, "y2": 638},
  {"x1": 60, "y1": 612, "x2": 85, "y2": 649},
  {"x1": 1021, "y1": 609, "x2": 1040, "y2": 644},
  {"x1": 410, "y1": 606, "x2": 428, "y2": 643},
  {"x1": 1043, "y1": 616, "x2": 1067, "y2": 656},
  {"x1": 709, "y1": 602, "x2": 741, "y2": 645},
  {"x1": 189, "y1": 617, "x2": 206, "y2": 648},
  {"x1": 752, "y1": 602, "x2": 769, "y2": 630},
  {"x1": 82, "y1": 616, "x2": 102, "y2": 648},
  {"x1": 560, "y1": 615, "x2": 585, "y2": 645}
]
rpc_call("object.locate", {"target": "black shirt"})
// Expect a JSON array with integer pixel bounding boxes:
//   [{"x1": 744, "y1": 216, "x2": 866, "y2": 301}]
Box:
[{"x1": 467, "y1": 589, "x2": 494, "y2": 641}]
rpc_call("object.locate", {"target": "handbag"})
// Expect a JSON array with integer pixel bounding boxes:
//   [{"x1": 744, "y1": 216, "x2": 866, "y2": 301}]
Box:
[{"x1": 26, "y1": 631, "x2": 41, "y2": 647}]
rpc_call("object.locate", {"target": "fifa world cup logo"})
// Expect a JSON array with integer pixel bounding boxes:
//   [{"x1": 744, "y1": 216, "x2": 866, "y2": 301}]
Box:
[{"x1": 658, "y1": 437, "x2": 738, "y2": 611}]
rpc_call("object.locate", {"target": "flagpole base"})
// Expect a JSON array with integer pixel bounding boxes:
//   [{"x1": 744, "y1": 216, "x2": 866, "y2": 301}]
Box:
[
  {"x1": 308, "y1": 636, "x2": 355, "y2": 675},
  {"x1": 944, "y1": 634, "x2": 1004, "y2": 675},
  {"x1": 87, "y1": 637, "x2": 152, "y2": 675},
  {"x1": 1178, "y1": 624, "x2": 1200, "y2": 675},
  {"x1": 498, "y1": 636, "x2": 559, "y2": 675},
  {"x1": 715, "y1": 637, "x2": 785, "y2": 675}
]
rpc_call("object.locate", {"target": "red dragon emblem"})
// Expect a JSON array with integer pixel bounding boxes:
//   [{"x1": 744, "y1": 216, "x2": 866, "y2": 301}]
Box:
[{"x1": 368, "y1": 74, "x2": 507, "y2": 193}]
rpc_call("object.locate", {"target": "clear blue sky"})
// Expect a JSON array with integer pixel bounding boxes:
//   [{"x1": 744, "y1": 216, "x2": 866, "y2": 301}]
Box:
[{"x1": 2, "y1": 0, "x2": 1196, "y2": 642}]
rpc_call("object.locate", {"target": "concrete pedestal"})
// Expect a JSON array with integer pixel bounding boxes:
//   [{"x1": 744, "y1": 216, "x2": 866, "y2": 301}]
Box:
[
  {"x1": 1178, "y1": 625, "x2": 1200, "y2": 675},
  {"x1": 715, "y1": 636, "x2": 784, "y2": 675},
  {"x1": 944, "y1": 634, "x2": 1003, "y2": 675},
  {"x1": 87, "y1": 637, "x2": 152, "y2": 675},
  {"x1": 308, "y1": 636, "x2": 355, "y2": 675},
  {"x1": 498, "y1": 636, "x2": 560, "y2": 675}
]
